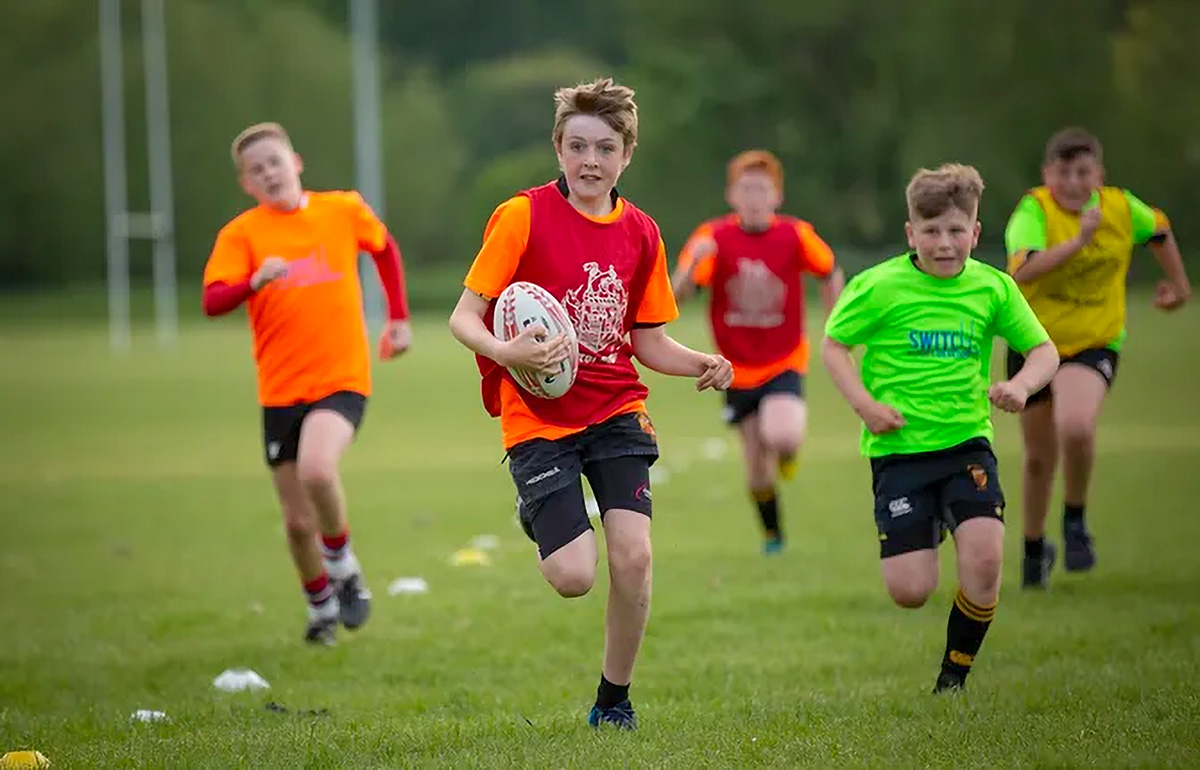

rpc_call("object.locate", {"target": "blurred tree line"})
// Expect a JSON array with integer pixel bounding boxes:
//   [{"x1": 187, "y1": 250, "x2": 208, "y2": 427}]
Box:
[{"x1": 1, "y1": 0, "x2": 1197, "y2": 295}]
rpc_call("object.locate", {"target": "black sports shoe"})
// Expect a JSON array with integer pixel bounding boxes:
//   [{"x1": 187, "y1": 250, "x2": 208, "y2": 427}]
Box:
[
  {"x1": 1063, "y1": 519, "x2": 1096, "y2": 572},
  {"x1": 933, "y1": 669, "x2": 966, "y2": 694},
  {"x1": 588, "y1": 700, "x2": 637, "y2": 730},
  {"x1": 336, "y1": 572, "x2": 372, "y2": 630},
  {"x1": 1022, "y1": 540, "x2": 1058, "y2": 589}
]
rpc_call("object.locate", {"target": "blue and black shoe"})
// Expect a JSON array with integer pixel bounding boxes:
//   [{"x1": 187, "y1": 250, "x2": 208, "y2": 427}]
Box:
[
  {"x1": 588, "y1": 700, "x2": 637, "y2": 730},
  {"x1": 763, "y1": 536, "x2": 785, "y2": 556},
  {"x1": 1022, "y1": 540, "x2": 1057, "y2": 589},
  {"x1": 1063, "y1": 519, "x2": 1096, "y2": 572}
]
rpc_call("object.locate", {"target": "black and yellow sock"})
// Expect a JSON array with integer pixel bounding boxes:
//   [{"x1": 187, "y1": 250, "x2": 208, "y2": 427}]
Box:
[
  {"x1": 1064, "y1": 503, "x2": 1085, "y2": 526},
  {"x1": 751, "y1": 487, "x2": 781, "y2": 539},
  {"x1": 942, "y1": 588, "x2": 997, "y2": 679}
]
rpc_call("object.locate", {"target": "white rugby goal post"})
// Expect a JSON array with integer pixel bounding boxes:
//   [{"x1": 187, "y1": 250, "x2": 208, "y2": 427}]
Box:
[{"x1": 99, "y1": 0, "x2": 386, "y2": 354}]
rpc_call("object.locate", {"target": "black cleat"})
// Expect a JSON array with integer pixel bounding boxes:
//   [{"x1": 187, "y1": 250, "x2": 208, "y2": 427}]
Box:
[
  {"x1": 933, "y1": 669, "x2": 967, "y2": 694},
  {"x1": 588, "y1": 700, "x2": 638, "y2": 730},
  {"x1": 1022, "y1": 540, "x2": 1057, "y2": 589},
  {"x1": 1063, "y1": 519, "x2": 1096, "y2": 572},
  {"x1": 336, "y1": 572, "x2": 372, "y2": 630}
]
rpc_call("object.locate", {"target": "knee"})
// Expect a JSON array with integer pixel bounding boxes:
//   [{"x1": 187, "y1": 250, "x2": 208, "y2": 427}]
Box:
[
  {"x1": 886, "y1": 576, "x2": 937, "y2": 609},
  {"x1": 546, "y1": 562, "x2": 595, "y2": 598},
  {"x1": 760, "y1": 425, "x2": 802, "y2": 458},
  {"x1": 1058, "y1": 418, "x2": 1096, "y2": 450},
  {"x1": 296, "y1": 457, "x2": 337, "y2": 491},
  {"x1": 609, "y1": 536, "x2": 652, "y2": 588},
  {"x1": 963, "y1": 547, "x2": 1004, "y2": 592},
  {"x1": 767, "y1": 432, "x2": 802, "y2": 458},
  {"x1": 1024, "y1": 451, "x2": 1055, "y2": 479}
]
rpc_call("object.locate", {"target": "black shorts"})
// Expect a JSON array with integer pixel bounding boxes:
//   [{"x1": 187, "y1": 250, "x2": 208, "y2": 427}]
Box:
[
  {"x1": 870, "y1": 438, "x2": 1005, "y2": 559},
  {"x1": 507, "y1": 411, "x2": 659, "y2": 559},
  {"x1": 261, "y1": 390, "x2": 367, "y2": 467},
  {"x1": 1006, "y1": 346, "x2": 1118, "y2": 406},
  {"x1": 722, "y1": 369, "x2": 804, "y2": 425}
]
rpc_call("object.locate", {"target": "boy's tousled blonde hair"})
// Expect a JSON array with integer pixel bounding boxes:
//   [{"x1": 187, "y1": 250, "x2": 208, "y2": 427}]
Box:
[
  {"x1": 551, "y1": 77, "x2": 638, "y2": 152},
  {"x1": 231, "y1": 122, "x2": 292, "y2": 168},
  {"x1": 905, "y1": 163, "x2": 985, "y2": 220},
  {"x1": 727, "y1": 150, "x2": 784, "y2": 193}
]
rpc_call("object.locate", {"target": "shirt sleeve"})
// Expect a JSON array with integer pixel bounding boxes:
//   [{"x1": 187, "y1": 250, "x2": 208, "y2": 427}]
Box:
[
  {"x1": 1005, "y1": 194, "x2": 1048, "y2": 274},
  {"x1": 823, "y1": 269, "x2": 880, "y2": 346},
  {"x1": 463, "y1": 196, "x2": 531, "y2": 300},
  {"x1": 203, "y1": 221, "x2": 253, "y2": 287},
  {"x1": 635, "y1": 239, "x2": 680, "y2": 326},
  {"x1": 1123, "y1": 189, "x2": 1170, "y2": 245},
  {"x1": 676, "y1": 222, "x2": 717, "y2": 287},
  {"x1": 992, "y1": 272, "x2": 1050, "y2": 354},
  {"x1": 350, "y1": 192, "x2": 388, "y2": 253},
  {"x1": 795, "y1": 220, "x2": 836, "y2": 278}
]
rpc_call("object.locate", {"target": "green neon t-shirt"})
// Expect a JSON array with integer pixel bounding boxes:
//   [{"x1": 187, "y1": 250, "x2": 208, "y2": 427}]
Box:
[{"x1": 824, "y1": 253, "x2": 1049, "y2": 458}]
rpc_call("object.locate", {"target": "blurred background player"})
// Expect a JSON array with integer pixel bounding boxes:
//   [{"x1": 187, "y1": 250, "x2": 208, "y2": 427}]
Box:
[
  {"x1": 1004, "y1": 127, "x2": 1192, "y2": 589},
  {"x1": 671, "y1": 150, "x2": 844, "y2": 554},
  {"x1": 822, "y1": 164, "x2": 1058, "y2": 692},
  {"x1": 448, "y1": 78, "x2": 732, "y2": 730},
  {"x1": 201, "y1": 123, "x2": 413, "y2": 645}
]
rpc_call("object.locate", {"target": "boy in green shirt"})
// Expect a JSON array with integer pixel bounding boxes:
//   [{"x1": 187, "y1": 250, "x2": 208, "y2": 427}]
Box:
[{"x1": 822, "y1": 164, "x2": 1059, "y2": 692}]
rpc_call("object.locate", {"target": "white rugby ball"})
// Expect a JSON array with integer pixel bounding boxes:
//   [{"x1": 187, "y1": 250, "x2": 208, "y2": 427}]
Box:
[{"x1": 493, "y1": 281, "x2": 579, "y2": 400}]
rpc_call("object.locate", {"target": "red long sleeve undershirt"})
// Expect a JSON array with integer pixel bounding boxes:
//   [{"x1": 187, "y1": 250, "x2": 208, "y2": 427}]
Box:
[{"x1": 202, "y1": 235, "x2": 410, "y2": 320}]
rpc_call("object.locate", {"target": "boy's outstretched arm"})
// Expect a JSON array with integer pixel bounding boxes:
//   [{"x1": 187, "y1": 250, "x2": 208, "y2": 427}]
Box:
[
  {"x1": 631, "y1": 325, "x2": 732, "y2": 391},
  {"x1": 820, "y1": 335, "x2": 905, "y2": 434}
]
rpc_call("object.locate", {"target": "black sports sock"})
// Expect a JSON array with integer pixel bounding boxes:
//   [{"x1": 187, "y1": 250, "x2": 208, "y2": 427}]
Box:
[
  {"x1": 596, "y1": 675, "x2": 630, "y2": 710},
  {"x1": 1024, "y1": 536, "x2": 1045, "y2": 560},
  {"x1": 1064, "y1": 503, "x2": 1085, "y2": 526},
  {"x1": 752, "y1": 487, "x2": 781, "y2": 538},
  {"x1": 942, "y1": 588, "x2": 997, "y2": 679}
]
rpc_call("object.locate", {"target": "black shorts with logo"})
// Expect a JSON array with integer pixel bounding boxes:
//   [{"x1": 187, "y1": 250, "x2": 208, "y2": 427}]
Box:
[
  {"x1": 723, "y1": 369, "x2": 805, "y2": 425},
  {"x1": 261, "y1": 390, "x2": 367, "y2": 467},
  {"x1": 870, "y1": 438, "x2": 1005, "y2": 559},
  {"x1": 1006, "y1": 346, "x2": 1119, "y2": 406},
  {"x1": 507, "y1": 411, "x2": 659, "y2": 559}
]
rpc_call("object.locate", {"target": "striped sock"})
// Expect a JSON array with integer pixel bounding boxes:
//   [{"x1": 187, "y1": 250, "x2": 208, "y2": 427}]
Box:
[
  {"x1": 942, "y1": 588, "x2": 997, "y2": 678},
  {"x1": 303, "y1": 572, "x2": 335, "y2": 608},
  {"x1": 321, "y1": 530, "x2": 350, "y2": 561}
]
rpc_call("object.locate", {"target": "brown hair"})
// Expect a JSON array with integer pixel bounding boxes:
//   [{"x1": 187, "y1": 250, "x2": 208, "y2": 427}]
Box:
[
  {"x1": 727, "y1": 150, "x2": 784, "y2": 192},
  {"x1": 231, "y1": 122, "x2": 292, "y2": 168},
  {"x1": 551, "y1": 77, "x2": 638, "y2": 152},
  {"x1": 905, "y1": 163, "x2": 985, "y2": 220},
  {"x1": 1045, "y1": 127, "x2": 1103, "y2": 164}
]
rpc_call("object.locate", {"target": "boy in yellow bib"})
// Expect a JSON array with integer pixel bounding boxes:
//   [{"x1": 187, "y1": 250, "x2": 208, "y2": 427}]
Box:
[{"x1": 1005, "y1": 127, "x2": 1191, "y2": 588}]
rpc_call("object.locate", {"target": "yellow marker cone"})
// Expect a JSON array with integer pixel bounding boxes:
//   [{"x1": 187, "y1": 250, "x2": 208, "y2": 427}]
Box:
[{"x1": 450, "y1": 547, "x2": 491, "y2": 566}]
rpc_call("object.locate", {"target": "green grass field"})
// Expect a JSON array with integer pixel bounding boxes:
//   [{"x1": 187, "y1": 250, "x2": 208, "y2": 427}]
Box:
[{"x1": 2, "y1": 296, "x2": 1198, "y2": 768}]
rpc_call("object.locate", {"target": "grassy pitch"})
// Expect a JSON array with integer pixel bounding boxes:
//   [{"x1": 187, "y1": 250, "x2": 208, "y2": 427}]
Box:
[{"x1": 1, "y1": 297, "x2": 1198, "y2": 768}]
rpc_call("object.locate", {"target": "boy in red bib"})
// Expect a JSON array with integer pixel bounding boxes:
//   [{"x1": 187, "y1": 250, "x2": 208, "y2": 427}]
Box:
[
  {"x1": 449, "y1": 78, "x2": 732, "y2": 730},
  {"x1": 673, "y1": 151, "x2": 844, "y2": 553}
]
